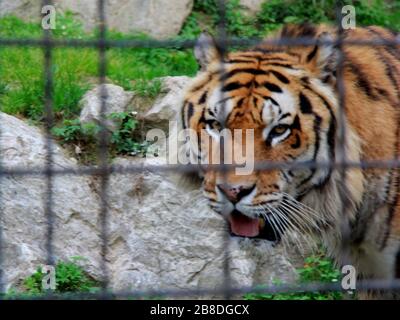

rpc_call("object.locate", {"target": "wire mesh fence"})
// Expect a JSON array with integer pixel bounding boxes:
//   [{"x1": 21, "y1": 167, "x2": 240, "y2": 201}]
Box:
[{"x1": 0, "y1": 0, "x2": 399, "y2": 299}]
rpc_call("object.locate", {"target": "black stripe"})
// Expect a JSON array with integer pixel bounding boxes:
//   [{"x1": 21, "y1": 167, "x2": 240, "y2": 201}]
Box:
[
  {"x1": 291, "y1": 115, "x2": 301, "y2": 131},
  {"x1": 306, "y1": 45, "x2": 319, "y2": 62},
  {"x1": 253, "y1": 92, "x2": 280, "y2": 107},
  {"x1": 262, "y1": 82, "x2": 282, "y2": 93},
  {"x1": 253, "y1": 97, "x2": 258, "y2": 106},
  {"x1": 198, "y1": 91, "x2": 207, "y2": 104},
  {"x1": 299, "y1": 92, "x2": 313, "y2": 114},
  {"x1": 227, "y1": 59, "x2": 255, "y2": 64},
  {"x1": 279, "y1": 113, "x2": 291, "y2": 121},
  {"x1": 220, "y1": 68, "x2": 268, "y2": 81},
  {"x1": 222, "y1": 81, "x2": 252, "y2": 92},
  {"x1": 217, "y1": 96, "x2": 235, "y2": 105},
  {"x1": 347, "y1": 63, "x2": 377, "y2": 99},
  {"x1": 182, "y1": 100, "x2": 188, "y2": 129},
  {"x1": 183, "y1": 102, "x2": 194, "y2": 129},
  {"x1": 270, "y1": 97, "x2": 279, "y2": 106},
  {"x1": 282, "y1": 171, "x2": 291, "y2": 183},
  {"x1": 303, "y1": 85, "x2": 337, "y2": 190},
  {"x1": 237, "y1": 97, "x2": 245, "y2": 108},
  {"x1": 264, "y1": 63, "x2": 294, "y2": 69},
  {"x1": 235, "y1": 53, "x2": 263, "y2": 59},
  {"x1": 297, "y1": 114, "x2": 322, "y2": 188},
  {"x1": 379, "y1": 50, "x2": 400, "y2": 101},
  {"x1": 270, "y1": 70, "x2": 290, "y2": 84},
  {"x1": 291, "y1": 134, "x2": 301, "y2": 149},
  {"x1": 260, "y1": 57, "x2": 290, "y2": 62},
  {"x1": 366, "y1": 27, "x2": 400, "y2": 62},
  {"x1": 190, "y1": 74, "x2": 212, "y2": 92},
  {"x1": 304, "y1": 85, "x2": 336, "y2": 161},
  {"x1": 364, "y1": 28, "x2": 400, "y2": 102}
]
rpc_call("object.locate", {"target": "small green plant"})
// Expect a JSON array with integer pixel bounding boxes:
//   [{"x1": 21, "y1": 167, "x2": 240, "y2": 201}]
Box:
[
  {"x1": 52, "y1": 119, "x2": 99, "y2": 143},
  {"x1": 109, "y1": 112, "x2": 149, "y2": 156},
  {"x1": 51, "y1": 112, "x2": 149, "y2": 162},
  {"x1": 21, "y1": 257, "x2": 99, "y2": 295},
  {"x1": 244, "y1": 251, "x2": 343, "y2": 300}
]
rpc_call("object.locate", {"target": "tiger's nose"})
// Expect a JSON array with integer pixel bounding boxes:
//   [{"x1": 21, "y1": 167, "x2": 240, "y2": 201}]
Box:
[{"x1": 217, "y1": 184, "x2": 256, "y2": 203}]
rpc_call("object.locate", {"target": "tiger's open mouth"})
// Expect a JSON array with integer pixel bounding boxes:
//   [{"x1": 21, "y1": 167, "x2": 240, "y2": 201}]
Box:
[{"x1": 228, "y1": 210, "x2": 283, "y2": 242}]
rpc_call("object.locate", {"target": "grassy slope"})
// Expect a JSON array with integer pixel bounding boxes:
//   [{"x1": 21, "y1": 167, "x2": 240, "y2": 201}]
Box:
[{"x1": 0, "y1": 14, "x2": 197, "y2": 122}]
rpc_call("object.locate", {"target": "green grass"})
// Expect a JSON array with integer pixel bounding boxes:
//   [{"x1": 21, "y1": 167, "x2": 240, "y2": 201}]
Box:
[
  {"x1": 0, "y1": 13, "x2": 197, "y2": 122},
  {"x1": 244, "y1": 251, "x2": 345, "y2": 300}
]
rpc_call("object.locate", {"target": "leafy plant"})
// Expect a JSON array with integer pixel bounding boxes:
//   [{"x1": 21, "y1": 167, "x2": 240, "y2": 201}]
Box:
[
  {"x1": 109, "y1": 112, "x2": 149, "y2": 156},
  {"x1": 52, "y1": 119, "x2": 99, "y2": 144},
  {"x1": 244, "y1": 251, "x2": 344, "y2": 300},
  {"x1": 52, "y1": 112, "x2": 149, "y2": 161},
  {"x1": 22, "y1": 257, "x2": 99, "y2": 295}
]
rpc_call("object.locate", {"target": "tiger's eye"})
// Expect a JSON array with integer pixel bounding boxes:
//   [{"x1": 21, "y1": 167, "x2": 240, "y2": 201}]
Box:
[{"x1": 272, "y1": 125, "x2": 288, "y2": 135}]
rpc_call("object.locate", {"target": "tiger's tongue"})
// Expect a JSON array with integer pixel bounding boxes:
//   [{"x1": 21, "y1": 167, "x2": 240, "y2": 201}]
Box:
[{"x1": 229, "y1": 214, "x2": 260, "y2": 237}]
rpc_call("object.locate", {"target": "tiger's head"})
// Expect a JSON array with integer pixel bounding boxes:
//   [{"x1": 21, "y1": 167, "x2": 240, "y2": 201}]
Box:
[{"x1": 181, "y1": 24, "x2": 339, "y2": 243}]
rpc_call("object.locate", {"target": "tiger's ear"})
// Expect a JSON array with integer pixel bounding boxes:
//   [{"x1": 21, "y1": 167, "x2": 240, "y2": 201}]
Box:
[
  {"x1": 302, "y1": 32, "x2": 339, "y2": 83},
  {"x1": 194, "y1": 33, "x2": 220, "y2": 71}
]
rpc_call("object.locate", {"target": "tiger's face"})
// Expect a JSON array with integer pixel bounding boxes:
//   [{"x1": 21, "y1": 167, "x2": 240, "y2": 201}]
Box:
[{"x1": 182, "y1": 27, "x2": 337, "y2": 242}]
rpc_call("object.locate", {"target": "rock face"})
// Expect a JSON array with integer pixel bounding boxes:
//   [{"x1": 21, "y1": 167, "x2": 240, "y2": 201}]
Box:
[
  {"x1": 143, "y1": 76, "x2": 191, "y2": 131},
  {"x1": 0, "y1": 112, "x2": 103, "y2": 289},
  {"x1": 79, "y1": 84, "x2": 134, "y2": 132},
  {"x1": 0, "y1": 0, "x2": 193, "y2": 39},
  {"x1": 79, "y1": 77, "x2": 192, "y2": 133},
  {"x1": 0, "y1": 76, "x2": 301, "y2": 297}
]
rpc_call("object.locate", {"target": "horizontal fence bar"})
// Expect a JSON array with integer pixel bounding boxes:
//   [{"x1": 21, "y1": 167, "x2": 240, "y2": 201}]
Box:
[
  {"x1": 5, "y1": 279, "x2": 400, "y2": 300},
  {"x1": 0, "y1": 159, "x2": 399, "y2": 177},
  {"x1": 0, "y1": 36, "x2": 398, "y2": 49}
]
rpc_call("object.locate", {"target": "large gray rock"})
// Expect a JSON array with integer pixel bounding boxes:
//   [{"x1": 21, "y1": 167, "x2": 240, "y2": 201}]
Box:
[
  {"x1": 0, "y1": 0, "x2": 193, "y2": 39},
  {"x1": 143, "y1": 76, "x2": 191, "y2": 131},
  {"x1": 0, "y1": 109, "x2": 300, "y2": 297},
  {"x1": 0, "y1": 112, "x2": 103, "y2": 289},
  {"x1": 79, "y1": 84, "x2": 134, "y2": 131}
]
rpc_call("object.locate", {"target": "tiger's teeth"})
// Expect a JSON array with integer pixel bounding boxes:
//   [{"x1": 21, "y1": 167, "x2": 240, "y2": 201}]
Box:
[{"x1": 259, "y1": 218, "x2": 265, "y2": 230}]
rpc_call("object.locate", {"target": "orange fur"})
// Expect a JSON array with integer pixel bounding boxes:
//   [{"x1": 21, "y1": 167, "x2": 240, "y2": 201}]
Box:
[{"x1": 181, "y1": 24, "x2": 400, "y2": 298}]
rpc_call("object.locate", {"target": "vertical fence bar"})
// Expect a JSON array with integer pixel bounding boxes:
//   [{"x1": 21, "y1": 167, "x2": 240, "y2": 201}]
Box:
[
  {"x1": 97, "y1": 0, "x2": 110, "y2": 295},
  {"x1": 216, "y1": 0, "x2": 232, "y2": 300},
  {"x1": 0, "y1": 0, "x2": 3, "y2": 296},
  {"x1": 42, "y1": 0, "x2": 55, "y2": 268},
  {"x1": 334, "y1": 1, "x2": 352, "y2": 268}
]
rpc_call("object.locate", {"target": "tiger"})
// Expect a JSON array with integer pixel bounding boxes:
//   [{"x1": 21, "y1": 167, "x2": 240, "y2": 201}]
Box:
[{"x1": 180, "y1": 23, "x2": 400, "y2": 298}]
